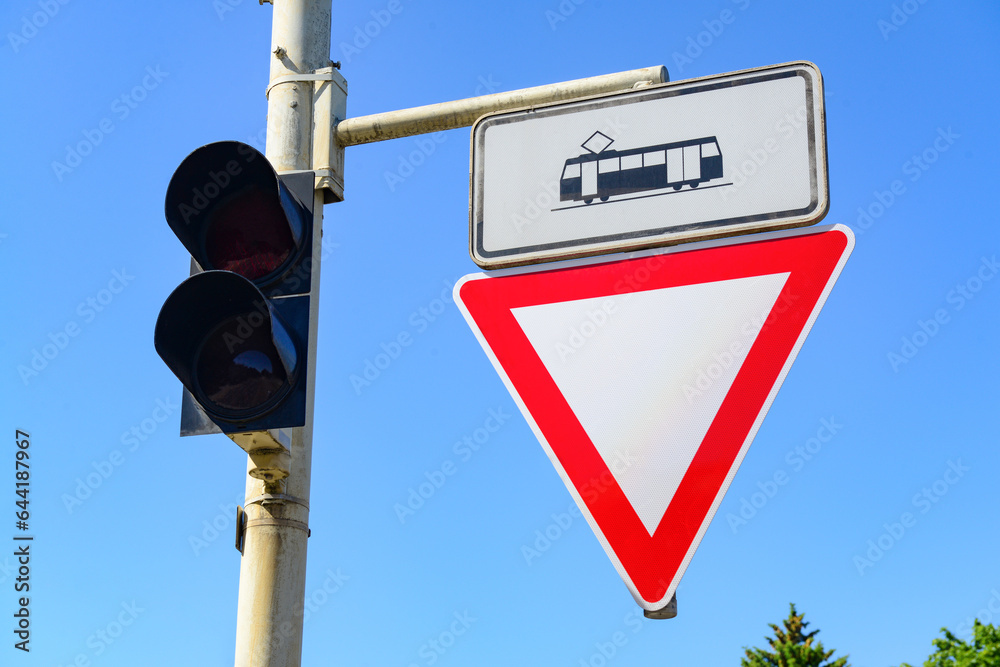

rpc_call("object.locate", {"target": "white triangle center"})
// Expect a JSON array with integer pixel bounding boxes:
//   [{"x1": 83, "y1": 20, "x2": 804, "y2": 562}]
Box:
[{"x1": 511, "y1": 273, "x2": 789, "y2": 535}]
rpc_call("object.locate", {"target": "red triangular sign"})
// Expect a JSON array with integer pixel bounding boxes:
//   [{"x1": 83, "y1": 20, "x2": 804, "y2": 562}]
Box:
[{"x1": 455, "y1": 225, "x2": 854, "y2": 612}]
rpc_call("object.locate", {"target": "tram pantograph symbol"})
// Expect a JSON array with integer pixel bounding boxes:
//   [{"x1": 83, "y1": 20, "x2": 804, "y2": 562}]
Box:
[
  {"x1": 560, "y1": 131, "x2": 724, "y2": 205},
  {"x1": 470, "y1": 61, "x2": 829, "y2": 270}
]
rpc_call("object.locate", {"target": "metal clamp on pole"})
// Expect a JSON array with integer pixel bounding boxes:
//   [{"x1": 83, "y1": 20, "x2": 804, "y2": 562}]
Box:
[
  {"x1": 245, "y1": 517, "x2": 310, "y2": 533},
  {"x1": 228, "y1": 429, "x2": 294, "y2": 484},
  {"x1": 265, "y1": 66, "x2": 349, "y2": 204},
  {"x1": 264, "y1": 70, "x2": 339, "y2": 99},
  {"x1": 309, "y1": 66, "x2": 348, "y2": 203},
  {"x1": 244, "y1": 493, "x2": 311, "y2": 510}
]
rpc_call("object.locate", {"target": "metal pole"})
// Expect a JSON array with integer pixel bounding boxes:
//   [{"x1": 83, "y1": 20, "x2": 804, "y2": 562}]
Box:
[
  {"x1": 335, "y1": 65, "x2": 667, "y2": 147},
  {"x1": 234, "y1": 1, "x2": 331, "y2": 665}
]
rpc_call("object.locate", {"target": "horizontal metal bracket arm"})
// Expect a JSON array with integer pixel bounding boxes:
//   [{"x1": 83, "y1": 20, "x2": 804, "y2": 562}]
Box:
[{"x1": 334, "y1": 65, "x2": 668, "y2": 147}]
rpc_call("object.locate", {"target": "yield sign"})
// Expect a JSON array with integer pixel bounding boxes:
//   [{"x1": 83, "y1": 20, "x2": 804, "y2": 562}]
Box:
[{"x1": 454, "y1": 224, "x2": 854, "y2": 612}]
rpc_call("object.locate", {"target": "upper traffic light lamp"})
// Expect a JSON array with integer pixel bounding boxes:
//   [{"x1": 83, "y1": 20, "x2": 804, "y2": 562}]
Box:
[
  {"x1": 155, "y1": 141, "x2": 315, "y2": 437},
  {"x1": 163, "y1": 141, "x2": 313, "y2": 297}
]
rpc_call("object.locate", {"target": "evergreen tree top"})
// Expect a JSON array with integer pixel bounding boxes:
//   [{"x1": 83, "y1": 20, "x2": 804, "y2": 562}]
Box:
[{"x1": 741, "y1": 603, "x2": 850, "y2": 667}]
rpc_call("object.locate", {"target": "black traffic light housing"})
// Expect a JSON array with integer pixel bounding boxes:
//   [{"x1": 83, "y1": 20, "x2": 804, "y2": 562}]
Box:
[{"x1": 155, "y1": 141, "x2": 314, "y2": 435}]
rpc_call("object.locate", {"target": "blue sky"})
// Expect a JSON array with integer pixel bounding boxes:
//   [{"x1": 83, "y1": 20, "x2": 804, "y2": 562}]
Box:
[{"x1": 2, "y1": 0, "x2": 998, "y2": 665}]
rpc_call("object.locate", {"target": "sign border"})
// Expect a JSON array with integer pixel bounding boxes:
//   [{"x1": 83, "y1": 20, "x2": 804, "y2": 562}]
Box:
[
  {"x1": 469, "y1": 61, "x2": 829, "y2": 269},
  {"x1": 455, "y1": 224, "x2": 854, "y2": 611}
]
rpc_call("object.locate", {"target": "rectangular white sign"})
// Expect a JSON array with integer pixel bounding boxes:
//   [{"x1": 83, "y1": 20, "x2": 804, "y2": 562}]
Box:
[{"x1": 470, "y1": 61, "x2": 828, "y2": 269}]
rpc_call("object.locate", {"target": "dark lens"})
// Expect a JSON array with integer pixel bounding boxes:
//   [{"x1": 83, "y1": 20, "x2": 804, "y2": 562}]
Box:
[
  {"x1": 205, "y1": 189, "x2": 294, "y2": 281},
  {"x1": 195, "y1": 312, "x2": 288, "y2": 415}
]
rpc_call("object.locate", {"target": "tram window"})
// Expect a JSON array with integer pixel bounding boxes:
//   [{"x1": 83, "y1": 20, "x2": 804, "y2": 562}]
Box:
[
  {"x1": 562, "y1": 163, "x2": 581, "y2": 179},
  {"x1": 599, "y1": 158, "x2": 619, "y2": 173},
  {"x1": 621, "y1": 154, "x2": 642, "y2": 170},
  {"x1": 702, "y1": 142, "x2": 720, "y2": 157},
  {"x1": 643, "y1": 151, "x2": 665, "y2": 166}
]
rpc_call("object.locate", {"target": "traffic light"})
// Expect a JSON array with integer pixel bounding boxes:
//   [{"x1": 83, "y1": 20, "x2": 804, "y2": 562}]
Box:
[{"x1": 154, "y1": 141, "x2": 315, "y2": 436}]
